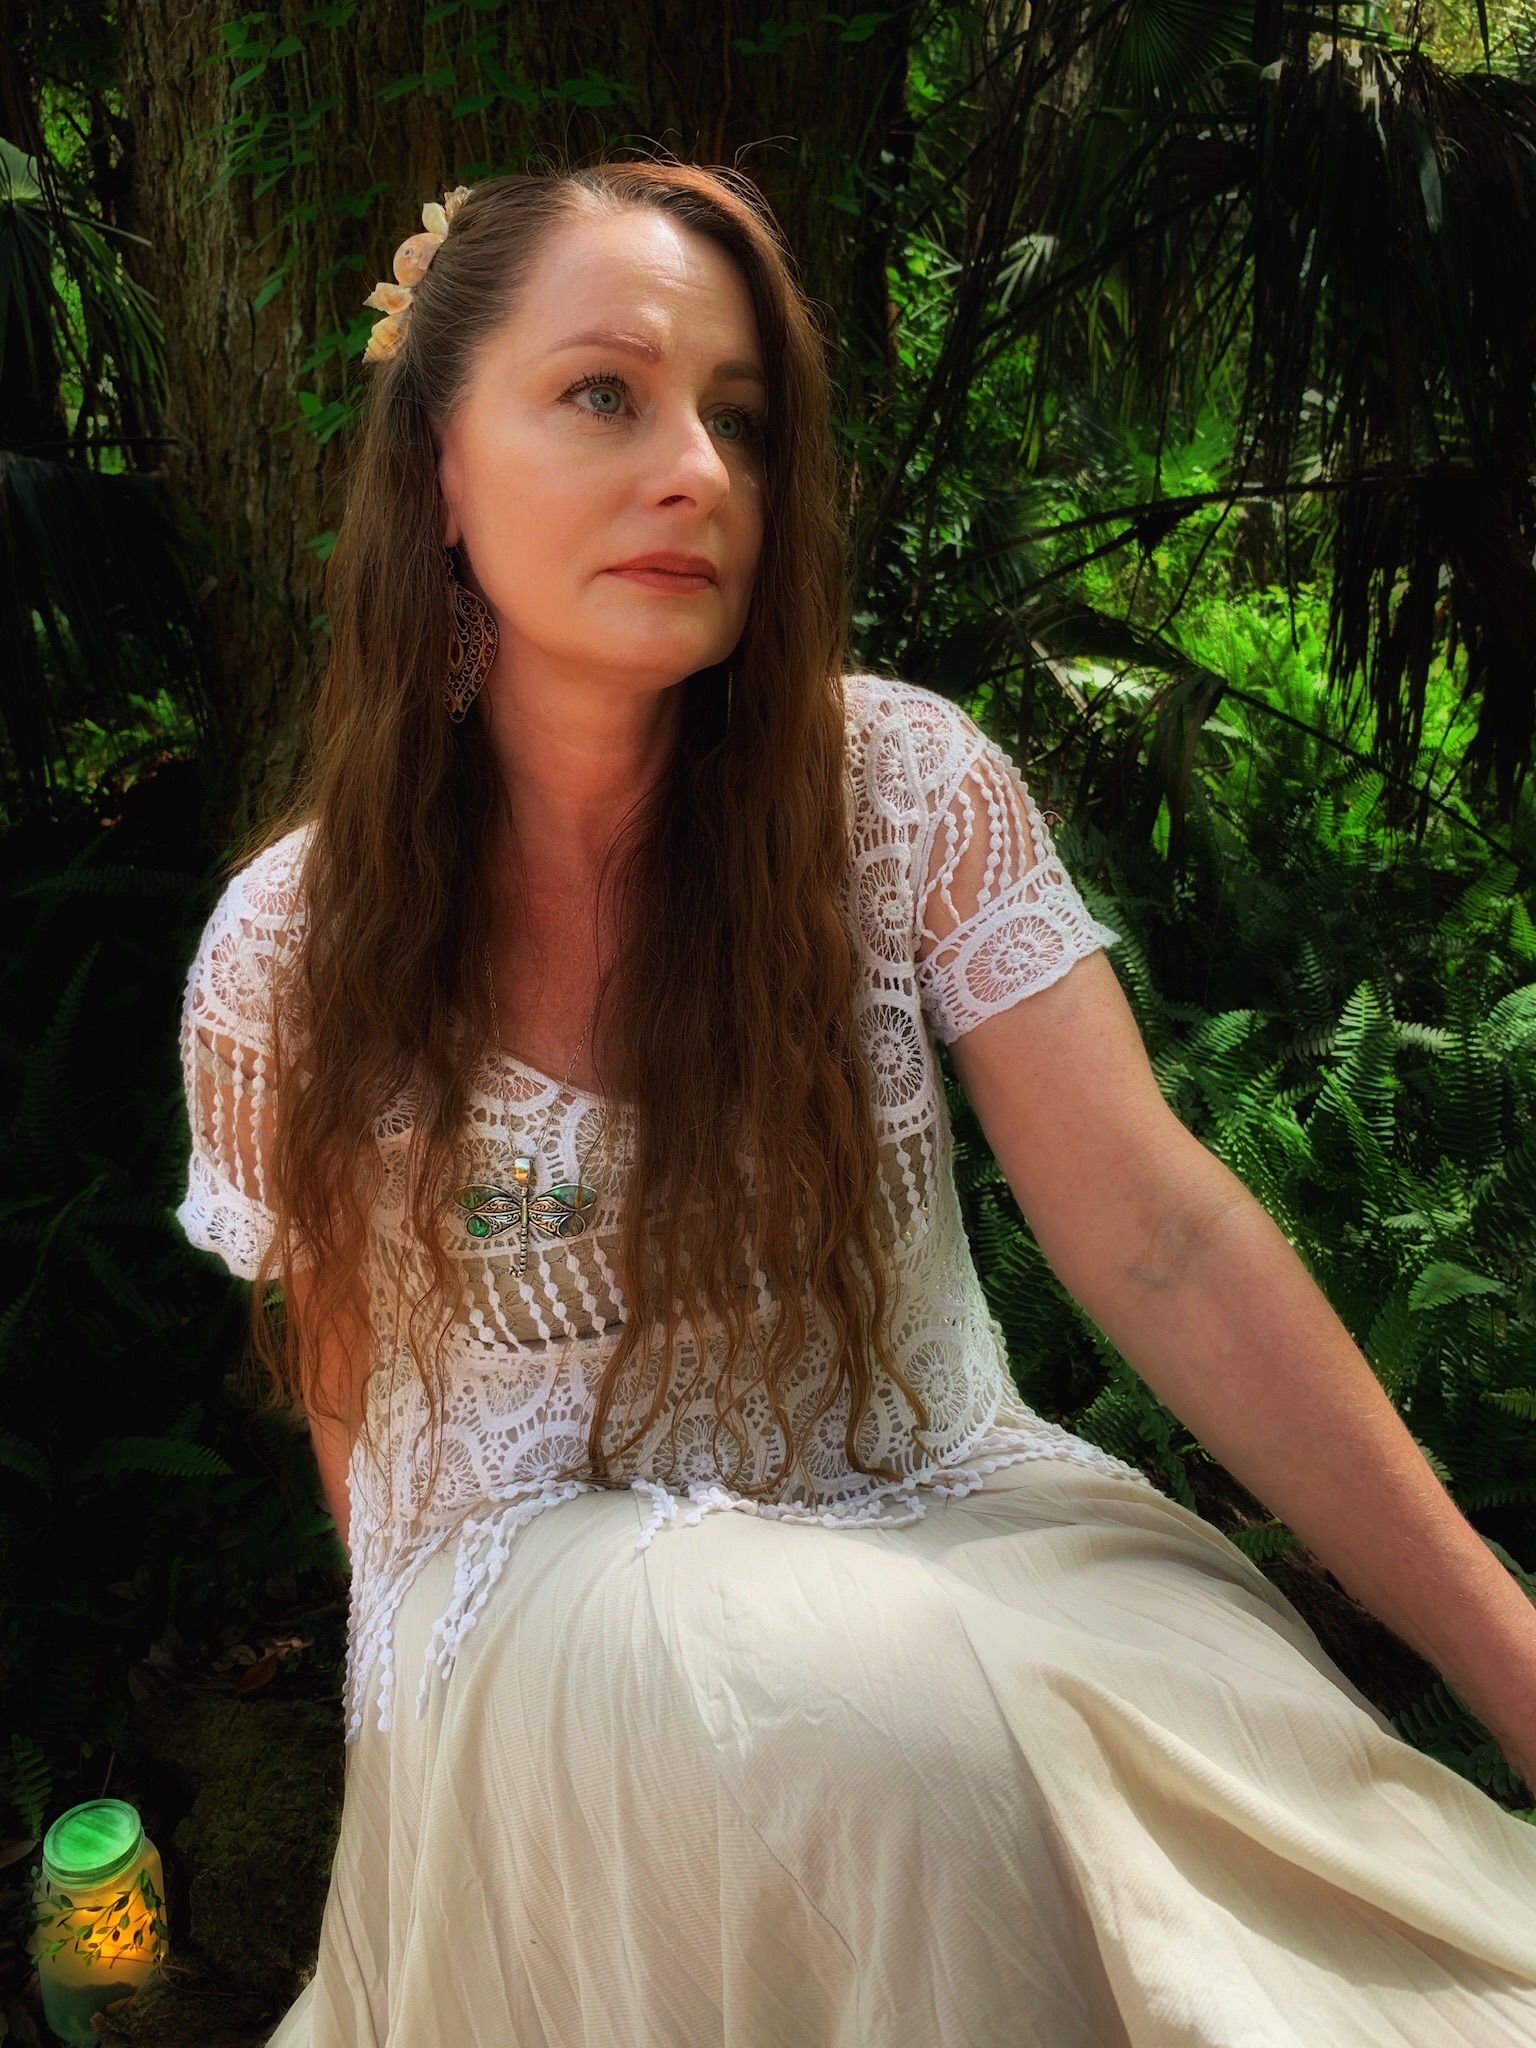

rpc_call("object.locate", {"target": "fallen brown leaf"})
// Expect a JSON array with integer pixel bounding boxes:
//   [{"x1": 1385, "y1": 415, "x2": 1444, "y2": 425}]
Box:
[{"x1": 233, "y1": 1651, "x2": 283, "y2": 1694}]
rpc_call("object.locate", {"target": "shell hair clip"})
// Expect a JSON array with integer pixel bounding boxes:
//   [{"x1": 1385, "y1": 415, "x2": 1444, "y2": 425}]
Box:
[{"x1": 363, "y1": 184, "x2": 472, "y2": 362}]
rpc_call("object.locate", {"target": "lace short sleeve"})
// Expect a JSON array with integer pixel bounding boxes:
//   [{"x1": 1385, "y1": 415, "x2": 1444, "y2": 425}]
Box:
[
  {"x1": 175, "y1": 827, "x2": 313, "y2": 1282},
  {"x1": 911, "y1": 700, "x2": 1121, "y2": 1045}
]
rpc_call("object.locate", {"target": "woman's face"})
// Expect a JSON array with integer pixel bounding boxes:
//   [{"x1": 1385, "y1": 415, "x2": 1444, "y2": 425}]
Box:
[{"x1": 435, "y1": 205, "x2": 768, "y2": 694}]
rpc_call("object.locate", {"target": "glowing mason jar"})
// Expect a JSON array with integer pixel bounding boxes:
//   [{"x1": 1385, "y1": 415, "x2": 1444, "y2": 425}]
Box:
[{"x1": 29, "y1": 1798, "x2": 168, "y2": 2046}]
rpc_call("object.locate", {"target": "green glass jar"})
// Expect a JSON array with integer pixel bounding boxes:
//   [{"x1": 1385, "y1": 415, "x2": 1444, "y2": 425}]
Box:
[{"x1": 29, "y1": 1798, "x2": 168, "y2": 2045}]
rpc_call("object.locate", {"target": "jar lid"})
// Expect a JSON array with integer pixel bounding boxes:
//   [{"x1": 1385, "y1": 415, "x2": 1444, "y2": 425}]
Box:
[{"x1": 41, "y1": 1800, "x2": 145, "y2": 1888}]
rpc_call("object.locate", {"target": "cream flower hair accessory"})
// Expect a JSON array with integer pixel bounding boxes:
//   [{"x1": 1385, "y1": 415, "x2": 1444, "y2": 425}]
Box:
[{"x1": 363, "y1": 184, "x2": 471, "y2": 362}]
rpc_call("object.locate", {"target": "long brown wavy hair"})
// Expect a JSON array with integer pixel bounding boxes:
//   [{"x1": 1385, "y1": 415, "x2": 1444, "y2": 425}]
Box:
[{"x1": 234, "y1": 157, "x2": 931, "y2": 1513}]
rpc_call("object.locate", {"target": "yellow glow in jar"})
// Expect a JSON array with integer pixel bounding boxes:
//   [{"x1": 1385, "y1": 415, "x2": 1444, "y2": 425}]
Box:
[{"x1": 29, "y1": 1798, "x2": 168, "y2": 2046}]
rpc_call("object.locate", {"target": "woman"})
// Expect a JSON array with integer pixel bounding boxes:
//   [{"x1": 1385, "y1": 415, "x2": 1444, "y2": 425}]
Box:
[{"x1": 177, "y1": 161, "x2": 1536, "y2": 2047}]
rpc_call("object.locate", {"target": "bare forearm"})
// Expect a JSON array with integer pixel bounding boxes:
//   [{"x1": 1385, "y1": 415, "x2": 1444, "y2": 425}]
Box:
[
  {"x1": 309, "y1": 1413, "x2": 353, "y2": 1561},
  {"x1": 286, "y1": 1265, "x2": 367, "y2": 1565},
  {"x1": 1053, "y1": 1140, "x2": 1536, "y2": 1740}
]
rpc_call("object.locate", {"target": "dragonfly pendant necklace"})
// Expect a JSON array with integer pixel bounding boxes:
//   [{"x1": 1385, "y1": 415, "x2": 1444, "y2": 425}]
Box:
[{"x1": 453, "y1": 942, "x2": 604, "y2": 1277}]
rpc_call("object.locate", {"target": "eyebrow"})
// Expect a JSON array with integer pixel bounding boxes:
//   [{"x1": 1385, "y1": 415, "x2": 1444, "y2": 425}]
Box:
[{"x1": 547, "y1": 327, "x2": 767, "y2": 387}]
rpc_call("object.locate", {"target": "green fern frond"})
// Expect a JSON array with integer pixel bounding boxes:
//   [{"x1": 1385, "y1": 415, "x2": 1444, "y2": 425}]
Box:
[
  {"x1": 1479, "y1": 1534, "x2": 1536, "y2": 1597},
  {"x1": 17, "y1": 943, "x2": 103, "y2": 1166},
  {"x1": 1393, "y1": 1678, "x2": 1529, "y2": 1799},
  {"x1": 1289, "y1": 937, "x2": 1335, "y2": 1025},
  {"x1": 1435, "y1": 1011, "x2": 1505, "y2": 1170},
  {"x1": 1481, "y1": 1388, "x2": 1536, "y2": 1423},
  {"x1": 1468, "y1": 1136, "x2": 1536, "y2": 1267},
  {"x1": 72, "y1": 1436, "x2": 233, "y2": 1481},
  {"x1": 14, "y1": 864, "x2": 194, "y2": 900},
  {"x1": 1439, "y1": 864, "x2": 1519, "y2": 948},
  {"x1": 1209, "y1": 1109, "x2": 1309, "y2": 1229},
  {"x1": 1366, "y1": 1284, "x2": 1424, "y2": 1401},
  {"x1": 1455, "y1": 1398, "x2": 1536, "y2": 1487},
  {"x1": 1330, "y1": 981, "x2": 1398, "y2": 1146},
  {"x1": 952, "y1": 1143, "x2": 1006, "y2": 1197},
  {"x1": 1227, "y1": 1518, "x2": 1302, "y2": 1563},
  {"x1": 77, "y1": 1234, "x2": 169, "y2": 1328},
  {"x1": 1409, "y1": 1261, "x2": 1510, "y2": 1313},
  {"x1": 1270, "y1": 1078, "x2": 1320, "y2": 1112},
  {"x1": 1287, "y1": 1019, "x2": 1339, "y2": 1062},
  {"x1": 1150, "y1": 1045, "x2": 1193, "y2": 1103},
  {"x1": 1394, "y1": 1020, "x2": 1453, "y2": 1052},
  {"x1": 1452, "y1": 1477, "x2": 1536, "y2": 1510},
  {"x1": 1182, "y1": 1010, "x2": 1273, "y2": 1116},
  {"x1": 0, "y1": 1293, "x2": 32, "y2": 1365},
  {"x1": 0, "y1": 1433, "x2": 49, "y2": 1485},
  {"x1": 1306, "y1": 1068, "x2": 1404, "y2": 1221},
  {"x1": 78, "y1": 1194, "x2": 187, "y2": 1235},
  {"x1": 1073, "y1": 1353, "x2": 1197, "y2": 1507},
  {"x1": 1508, "y1": 896, "x2": 1536, "y2": 972},
  {"x1": 1391, "y1": 1678, "x2": 1474, "y2": 1746},
  {"x1": 1482, "y1": 984, "x2": 1536, "y2": 1057},
  {"x1": 1186, "y1": 1008, "x2": 1264, "y2": 1060},
  {"x1": 4, "y1": 1735, "x2": 52, "y2": 1839},
  {"x1": 1072, "y1": 1383, "x2": 1147, "y2": 1469},
  {"x1": 1410, "y1": 1435, "x2": 1458, "y2": 1489}
]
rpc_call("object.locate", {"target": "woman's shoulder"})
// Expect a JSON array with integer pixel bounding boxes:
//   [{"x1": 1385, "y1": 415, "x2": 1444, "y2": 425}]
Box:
[
  {"x1": 210, "y1": 819, "x2": 314, "y2": 929},
  {"x1": 840, "y1": 669, "x2": 997, "y2": 822},
  {"x1": 228, "y1": 819, "x2": 314, "y2": 911},
  {"x1": 189, "y1": 821, "x2": 316, "y2": 999},
  {"x1": 182, "y1": 822, "x2": 319, "y2": 1055}
]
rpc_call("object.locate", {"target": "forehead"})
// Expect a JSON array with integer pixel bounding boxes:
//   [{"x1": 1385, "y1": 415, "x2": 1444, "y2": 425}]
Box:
[{"x1": 499, "y1": 205, "x2": 761, "y2": 355}]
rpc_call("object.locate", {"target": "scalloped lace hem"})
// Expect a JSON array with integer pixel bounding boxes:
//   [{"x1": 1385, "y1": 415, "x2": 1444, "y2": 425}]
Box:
[
  {"x1": 175, "y1": 1154, "x2": 313, "y2": 1283},
  {"x1": 340, "y1": 1425, "x2": 1156, "y2": 1746}
]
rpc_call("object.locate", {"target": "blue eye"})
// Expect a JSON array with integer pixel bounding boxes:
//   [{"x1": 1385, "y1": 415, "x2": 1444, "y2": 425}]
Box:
[
  {"x1": 565, "y1": 370, "x2": 631, "y2": 418},
  {"x1": 712, "y1": 405, "x2": 765, "y2": 445}
]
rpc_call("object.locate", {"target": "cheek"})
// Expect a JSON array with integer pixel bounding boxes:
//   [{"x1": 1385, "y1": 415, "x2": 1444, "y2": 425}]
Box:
[
  {"x1": 465, "y1": 420, "x2": 611, "y2": 596},
  {"x1": 728, "y1": 474, "x2": 767, "y2": 595}
]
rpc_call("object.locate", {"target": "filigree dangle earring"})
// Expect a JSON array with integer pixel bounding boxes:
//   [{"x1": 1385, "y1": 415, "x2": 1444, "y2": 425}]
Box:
[{"x1": 442, "y1": 542, "x2": 497, "y2": 722}]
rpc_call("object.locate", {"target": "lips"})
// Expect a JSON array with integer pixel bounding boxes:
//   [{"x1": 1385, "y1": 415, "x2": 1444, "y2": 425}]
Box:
[
  {"x1": 609, "y1": 552, "x2": 716, "y2": 577},
  {"x1": 605, "y1": 552, "x2": 717, "y2": 589}
]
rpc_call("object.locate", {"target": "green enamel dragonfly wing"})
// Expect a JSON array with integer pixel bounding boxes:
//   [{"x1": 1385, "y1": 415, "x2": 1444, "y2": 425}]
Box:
[
  {"x1": 528, "y1": 1184, "x2": 598, "y2": 1238},
  {"x1": 454, "y1": 1181, "x2": 598, "y2": 1243}
]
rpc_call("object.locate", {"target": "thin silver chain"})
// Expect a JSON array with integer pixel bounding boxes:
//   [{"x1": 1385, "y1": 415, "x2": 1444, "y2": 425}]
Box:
[{"x1": 483, "y1": 941, "x2": 606, "y2": 1187}]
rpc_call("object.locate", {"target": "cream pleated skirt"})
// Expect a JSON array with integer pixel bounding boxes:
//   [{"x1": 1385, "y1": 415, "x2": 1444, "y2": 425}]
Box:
[{"x1": 264, "y1": 1457, "x2": 1536, "y2": 2047}]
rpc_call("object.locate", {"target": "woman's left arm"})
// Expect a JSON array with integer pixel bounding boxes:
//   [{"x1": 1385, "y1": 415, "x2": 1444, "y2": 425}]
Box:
[{"x1": 949, "y1": 947, "x2": 1536, "y2": 1787}]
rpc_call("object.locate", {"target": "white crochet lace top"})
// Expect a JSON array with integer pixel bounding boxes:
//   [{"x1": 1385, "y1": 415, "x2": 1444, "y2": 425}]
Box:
[{"x1": 176, "y1": 672, "x2": 1155, "y2": 1746}]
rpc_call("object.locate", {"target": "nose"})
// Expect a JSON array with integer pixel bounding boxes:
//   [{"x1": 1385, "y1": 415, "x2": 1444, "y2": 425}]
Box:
[{"x1": 650, "y1": 400, "x2": 733, "y2": 514}]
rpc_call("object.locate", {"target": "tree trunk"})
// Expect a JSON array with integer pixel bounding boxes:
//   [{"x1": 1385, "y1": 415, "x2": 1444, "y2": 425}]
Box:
[{"x1": 115, "y1": 0, "x2": 914, "y2": 838}]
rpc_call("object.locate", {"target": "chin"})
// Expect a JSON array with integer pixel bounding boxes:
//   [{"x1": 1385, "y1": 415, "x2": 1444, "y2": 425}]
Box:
[
  {"x1": 567, "y1": 590, "x2": 730, "y2": 670},
  {"x1": 590, "y1": 627, "x2": 726, "y2": 680},
  {"x1": 568, "y1": 645, "x2": 712, "y2": 691}
]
